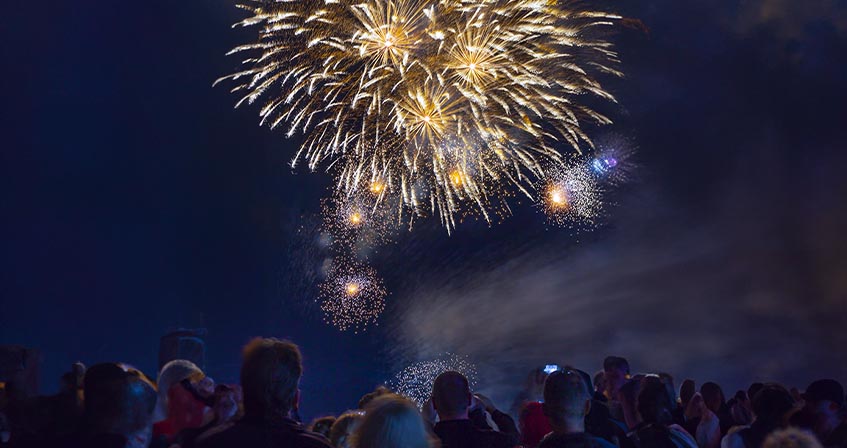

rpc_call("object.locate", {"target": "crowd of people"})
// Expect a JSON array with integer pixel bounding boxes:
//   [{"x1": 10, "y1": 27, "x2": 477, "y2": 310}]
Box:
[{"x1": 0, "y1": 338, "x2": 845, "y2": 448}]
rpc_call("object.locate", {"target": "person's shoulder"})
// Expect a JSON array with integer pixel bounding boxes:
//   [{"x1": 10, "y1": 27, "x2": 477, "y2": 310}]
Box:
[
  {"x1": 720, "y1": 429, "x2": 746, "y2": 448},
  {"x1": 588, "y1": 434, "x2": 617, "y2": 448},
  {"x1": 196, "y1": 421, "x2": 332, "y2": 448},
  {"x1": 478, "y1": 426, "x2": 516, "y2": 447},
  {"x1": 194, "y1": 424, "x2": 240, "y2": 448}
]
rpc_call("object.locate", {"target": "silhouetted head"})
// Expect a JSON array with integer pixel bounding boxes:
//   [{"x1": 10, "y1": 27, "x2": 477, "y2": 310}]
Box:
[
  {"x1": 353, "y1": 395, "x2": 436, "y2": 448},
  {"x1": 240, "y1": 337, "x2": 302, "y2": 419},
  {"x1": 593, "y1": 371, "x2": 606, "y2": 394},
  {"x1": 802, "y1": 379, "x2": 845, "y2": 437},
  {"x1": 603, "y1": 356, "x2": 630, "y2": 396},
  {"x1": 431, "y1": 371, "x2": 471, "y2": 420},
  {"x1": 752, "y1": 383, "x2": 795, "y2": 425},
  {"x1": 83, "y1": 363, "x2": 158, "y2": 438},
  {"x1": 700, "y1": 382, "x2": 726, "y2": 413},
  {"x1": 542, "y1": 370, "x2": 591, "y2": 427},
  {"x1": 637, "y1": 379, "x2": 674, "y2": 425},
  {"x1": 748, "y1": 383, "x2": 765, "y2": 403}
]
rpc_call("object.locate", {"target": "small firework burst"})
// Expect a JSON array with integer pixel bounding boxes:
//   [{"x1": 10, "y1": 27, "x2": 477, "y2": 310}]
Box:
[
  {"x1": 319, "y1": 260, "x2": 387, "y2": 332},
  {"x1": 540, "y1": 164, "x2": 603, "y2": 227},
  {"x1": 387, "y1": 354, "x2": 478, "y2": 408},
  {"x1": 591, "y1": 132, "x2": 638, "y2": 186},
  {"x1": 321, "y1": 190, "x2": 400, "y2": 250}
]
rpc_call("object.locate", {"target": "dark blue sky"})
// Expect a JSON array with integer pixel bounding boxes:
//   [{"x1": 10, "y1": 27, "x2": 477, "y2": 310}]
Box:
[{"x1": 2, "y1": 0, "x2": 846, "y2": 418}]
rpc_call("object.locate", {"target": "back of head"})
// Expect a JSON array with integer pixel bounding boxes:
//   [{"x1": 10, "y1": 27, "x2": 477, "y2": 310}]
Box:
[
  {"x1": 748, "y1": 382, "x2": 765, "y2": 402},
  {"x1": 83, "y1": 363, "x2": 158, "y2": 436},
  {"x1": 359, "y1": 386, "x2": 391, "y2": 409},
  {"x1": 155, "y1": 359, "x2": 203, "y2": 421},
  {"x1": 700, "y1": 382, "x2": 726, "y2": 412},
  {"x1": 431, "y1": 371, "x2": 470, "y2": 419},
  {"x1": 240, "y1": 337, "x2": 302, "y2": 419},
  {"x1": 603, "y1": 356, "x2": 630, "y2": 374},
  {"x1": 567, "y1": 367, "x2": 594, "y2": 394},
  {"x1": 658, "y1": 373, "x2": 677, "y2": 409},
  {"x1": 309, "y1": 415, "x2": 336, "y2": 438},
  {"x1": 763, "y1": 428, "x2": 823, "y2": 448},
  {"x1": 330, "y1": 411, "x2": 364, "y2": 448},
  {"x1": 752, "y1": 383, "x2": 795, "y2": 424},
  {"x1": 619, "y1": 378, "x2": 641, "y2": 406},
  {"x1": 679, "y1": 379, "x2": 696, "y2": 407},
  {"x1": 637, "y1": 379, "x2": 674, "y2": 425},
  {"x1": 353, "y1": 394, "x2": 434, "y2": 448},
  {"x1": 803, "y1": 379, "x2": 845, "y2": 409},
  {"x1": 543, "y1": 370, "x2": 590, "y2": 423},
  {"x1": 593, "y1": 371, "x2": 606, "y2": 392}
]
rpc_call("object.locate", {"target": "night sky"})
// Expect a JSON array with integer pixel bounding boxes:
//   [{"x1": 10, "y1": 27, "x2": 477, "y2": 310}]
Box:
[{"x1": 2, "y1": 1, "x2": 847, "y2": 420}]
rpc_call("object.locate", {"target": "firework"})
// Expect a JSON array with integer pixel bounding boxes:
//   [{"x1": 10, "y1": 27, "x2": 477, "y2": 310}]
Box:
[
  {"x1": 322, "y1": 188, "x2": 400, "y2": 250},
  {"x1": 218, "y1": 0, "x2": 622, "y2": 230},
  {"x1": 387, "y1": 353, "x2": 478, "y2": 408},
  {"x1": 540, "y1": 164, "x2": 602, "y2": 227},
  {"x1": 319, "y1": 259, "x2": 387, "y2": 332},
  {"x1": 590, "y1": 132, "x2": 638, "y2": 186}
]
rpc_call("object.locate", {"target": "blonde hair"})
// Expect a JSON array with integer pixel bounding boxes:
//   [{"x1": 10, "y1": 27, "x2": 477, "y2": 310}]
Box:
[
  {"x1": 352, "y1": 395, "x2": 438, "y2": 448},
  {"x1": 763, "y1": 428, "x2": 823, "y2": 448},
  {"x1": 330, "y1": 411, "x2": 363, "y2": 448}
]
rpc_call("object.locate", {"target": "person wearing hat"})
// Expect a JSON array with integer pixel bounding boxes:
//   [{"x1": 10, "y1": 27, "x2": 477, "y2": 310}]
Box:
[
  {"x1": 802, "y1": 379, "x2": 847, "y2": 447},
  {"x1": 153, "y1": 360, "x2": 214, "y2": 441}
]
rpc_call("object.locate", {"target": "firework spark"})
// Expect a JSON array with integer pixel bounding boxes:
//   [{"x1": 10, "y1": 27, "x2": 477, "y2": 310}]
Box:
[
  {"x1": 591, "y1": 132, "x2": 638, "y2": 186},
  {"x1": 322, "y1": 189, "x2": 400, "y2": 250},
  {"x1": 218, "y1": 0, "x2": 622, "y2": 230},
  {"x1": 387, "y1": 353, "x2": 478, "y2": 408},
  {"x1": 540, "y1": 164, "x2": 603, "y2": 227},
  {"x1": 319, "y1": 259, "x2": 387, "y2": 332}
]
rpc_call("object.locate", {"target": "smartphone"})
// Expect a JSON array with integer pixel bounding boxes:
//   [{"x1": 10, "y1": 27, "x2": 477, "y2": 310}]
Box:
[{"x1": 543, "y1": 364, "x2": 559, "y2": 374}]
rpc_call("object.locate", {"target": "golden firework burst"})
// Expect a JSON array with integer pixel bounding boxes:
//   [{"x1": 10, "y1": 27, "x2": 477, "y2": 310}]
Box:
[
  {"x1": 319, "y1": 259, "x2": 387, "y2": 332},
  {"x1": 218, "y1": 0, "x2": 622, "y2": 231}
]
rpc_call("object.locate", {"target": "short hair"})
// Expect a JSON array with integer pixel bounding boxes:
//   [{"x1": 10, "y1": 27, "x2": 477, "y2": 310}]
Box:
[
  {"x1": 567, "y1": 367, "x2": 594, "y2": 394},
  {"x1": 603, "y1": 356, "x2": 630, "y2": 374},
  {"x1": 543, "y1": 370, "x2": 590, "y2": 420},
  {"x1": 637, "y1": 379, "x2": 674, "y2": 425},
  {"x1": 748, "y1": 382, "x2": 765, "y2": 402},
  {"x1": 83, "y1": 363, "x2": 158, "y2": 435},
  {"x1": 353, "y1": 394, "x2": 435, "y2": 448},
  {"x1": 431, "y1": 371, "x2": 470, "y2": 417},
  {"x1": 240, "y1": 338, "x2": 302, "y2": 418},
  {"x1": 752, "y1": 383, "x2": 794, "y2": 424}
]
